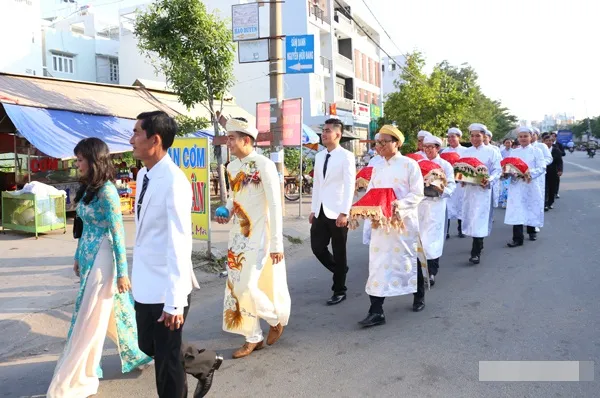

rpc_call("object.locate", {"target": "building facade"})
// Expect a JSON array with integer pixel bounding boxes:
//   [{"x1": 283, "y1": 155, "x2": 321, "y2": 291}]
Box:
[
  {"x1": 381, "y1": 55, "x2": 406, "y2": 101},
  {"x1": 41, "y1": 8, "x2": 120, "y2": 84},
  {"x1": 118, "y1": 1, "x2": 383, "y2": 154},
  {"x1": 0, "y1": 0, "x2": 44, "y2": 76}
]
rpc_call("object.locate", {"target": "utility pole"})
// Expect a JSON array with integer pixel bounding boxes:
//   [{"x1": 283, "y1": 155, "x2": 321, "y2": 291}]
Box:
[{"x1": 269, "y1": 0, "x2": 285, "y2": 215}]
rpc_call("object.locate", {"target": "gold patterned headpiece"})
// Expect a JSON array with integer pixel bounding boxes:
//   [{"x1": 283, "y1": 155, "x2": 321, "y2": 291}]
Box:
[{"x1": 379, "y1": 125, "x2": 405, "y2": 145}]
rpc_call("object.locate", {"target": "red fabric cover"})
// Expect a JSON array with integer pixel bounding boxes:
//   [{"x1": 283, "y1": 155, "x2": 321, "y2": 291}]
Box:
[
  {"x1": 440, "y1": 152, "x2": 460, "y2": 165},
  {"x1": 351, "y1": 188, "x2": 397, "y2": 220},
  {"x1": 356, "y1": 166, "x2": 374, "y2": 181},
  {"x1": 406, "y1": 153, "x2": 425, "y2": 161},
  {"x1": 454, "y1": 157, "x2": 484, "y2": 168},
  {"x1": 417, "y1": 159, "x2": 443, "y2": 177},
  {"x1": 501, "y1": 157, "x2": 529, "y2": 175}
]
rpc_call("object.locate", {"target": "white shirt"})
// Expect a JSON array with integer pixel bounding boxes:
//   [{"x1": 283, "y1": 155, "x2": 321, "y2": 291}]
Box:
[
  {"x1": 442, "y1": 145, "x2": 467, "y2": 156},
  {"x1": 311, "y1": 145, "x2": 356, "y2": 219},
  {"x1": 501, "y1": 147, "x2": 513, "y2": 159},
  {"x1": 533, "y1": 141, "x2": 553, "y2": 166},
  {"x1": 367, "y1": 154, "x2": 385, "y2": 167},
  {"x1": 132, "y1": 154, "x2": 199, "y2": 315}
]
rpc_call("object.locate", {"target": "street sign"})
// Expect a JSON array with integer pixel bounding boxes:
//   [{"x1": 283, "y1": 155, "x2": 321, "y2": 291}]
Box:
[
  {"x1": 285, "y1": 35, "x2": 315, "y2": 74},
  {"x1": 232, "y1": 3, "x2": 259, "y2": 42},
  {"x1": 238, "y1": 39, "x2": 269, "y2": 63}
]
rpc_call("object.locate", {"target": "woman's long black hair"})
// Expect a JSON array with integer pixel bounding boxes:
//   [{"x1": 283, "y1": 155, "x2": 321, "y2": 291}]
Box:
[{"x1": 74, "y1": 138, "x2": 115, "y2": 205}]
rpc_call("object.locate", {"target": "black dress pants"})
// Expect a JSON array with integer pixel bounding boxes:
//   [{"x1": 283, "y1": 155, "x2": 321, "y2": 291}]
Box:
[
  {"x1": 513, "y1": 225, "x2": 536, "y2": 243},
  {"x1": 427, "y1": 258, "x2": 440, "y2": 276},
  {"x1": 471, "y1": 237, "x2": 484, "y2": 257},
  {"x1": 311, "y1": 207, "x2": 348, "y2": 295},
  {"x1": 368, "y1": 260, "x2": 424, "y2": 314},
  {"x1": 545, "y1": 173, "x2": 558, "y2": 207},
  {"x1": 135, "y1": 295, "x2": 217, "y2": 398}
]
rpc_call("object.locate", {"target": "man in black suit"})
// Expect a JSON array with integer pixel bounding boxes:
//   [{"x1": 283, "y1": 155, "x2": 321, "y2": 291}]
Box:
[
  {"x1": 543, "y1": 133, "x2": 563, "y2": 210},
  {"x1": 551, "y1": 132, "x2": 566, "y2": 198}
]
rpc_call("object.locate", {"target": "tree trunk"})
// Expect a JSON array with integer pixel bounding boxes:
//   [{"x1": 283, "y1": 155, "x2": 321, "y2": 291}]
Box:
[{"x1": 213, "y1": 117, "x2": 227, "y2": 204}]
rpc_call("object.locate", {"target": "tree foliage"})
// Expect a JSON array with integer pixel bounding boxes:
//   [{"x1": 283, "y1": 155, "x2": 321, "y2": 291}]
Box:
[
  {"x1": 571, "y1": 116, "x2": 599, "y2": 138},
  {"x1": 383, "y1": 51, "x2": 518, "y2": 148},
  {"x1": 175, "y1": 115, "x2": 210, "y2": 136},
  {"x1": 135, "y1": 0, "x2": 235, "y2": 203}
]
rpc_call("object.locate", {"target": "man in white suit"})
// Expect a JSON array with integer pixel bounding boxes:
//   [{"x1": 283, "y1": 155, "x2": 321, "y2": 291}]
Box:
[
  {"x1": 130, "y1": 111, "x2": 222, "y2": 398},
  {"x1": 310, "y1": 118, "x2": 356, "y2": 305}
]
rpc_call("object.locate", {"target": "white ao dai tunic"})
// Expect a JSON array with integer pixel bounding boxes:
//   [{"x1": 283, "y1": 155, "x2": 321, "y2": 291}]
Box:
[
  {"x1": 366, "y1": 153, "x2": 424, "y2": 297},
  {"x1": 418, "y1": 156, "x2": 456, "y2": 259},
  {"x1": 504, "y1": 145, "x2": 546, "y2": 227},
  {"x1": 442, "y1": 145, "x2": 466, "y2": 220},
  {"x1": 460, "y1": 145, "x2": 501, "y2": 238}
]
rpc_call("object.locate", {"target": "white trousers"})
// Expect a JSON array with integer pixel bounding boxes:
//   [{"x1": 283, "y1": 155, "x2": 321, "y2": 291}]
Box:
[{"x1": 48, "y1": 239, "x2": 115, "y2": 398}]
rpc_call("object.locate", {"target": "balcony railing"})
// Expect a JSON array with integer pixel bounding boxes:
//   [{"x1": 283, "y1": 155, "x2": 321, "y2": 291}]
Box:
[
  {"x1": 336, "y1": 53, "x2": 353, "y2": 71},
  {"x1": 320, "y1": 56, "x2": 332, "y2": 74},
  {"x1": 308, "y1": 2, "x2": 331, "y2": 24}
]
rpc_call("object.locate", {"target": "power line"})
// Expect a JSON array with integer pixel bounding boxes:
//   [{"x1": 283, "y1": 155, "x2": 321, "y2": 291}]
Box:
[{"x1": 360, "y1": 0, "x2": 404, "y2": 55}]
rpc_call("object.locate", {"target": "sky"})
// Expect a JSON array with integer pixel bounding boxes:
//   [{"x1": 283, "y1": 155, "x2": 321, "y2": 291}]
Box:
[{"x1": 63, "y1": 0, "x2": 599, "y2": 122}]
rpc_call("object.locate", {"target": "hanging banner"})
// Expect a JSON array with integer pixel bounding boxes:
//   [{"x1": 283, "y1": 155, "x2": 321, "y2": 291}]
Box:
[
  {"x1": 167, "y1": 138, "x2": 210, "y2": 241},
  {"x1": 255, "y1": 98, "x2": 303, "y2": 147}
]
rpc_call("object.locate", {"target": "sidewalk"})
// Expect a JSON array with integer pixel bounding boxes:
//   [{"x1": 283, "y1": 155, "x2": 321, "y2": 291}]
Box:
[{"x1": 0, "y1": 197, "x2": 313, "y2": 362}]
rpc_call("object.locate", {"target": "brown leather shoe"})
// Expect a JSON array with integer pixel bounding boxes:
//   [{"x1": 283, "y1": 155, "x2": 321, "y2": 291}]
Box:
[
  {"x1": 232, "y1": 341, "x2": 264, "y2": 359},
  {"x1": 266, "y1": 323, "x2": 284, "y2": 346}
]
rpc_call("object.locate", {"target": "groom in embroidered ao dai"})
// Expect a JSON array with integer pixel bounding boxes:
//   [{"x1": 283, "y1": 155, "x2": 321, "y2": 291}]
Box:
[
  {"x1": 358, "y1": 125, "x2": 425, "y2": 328},
  {"x1": 217, "y1": 118, "x2": 291, "y2": 359}
]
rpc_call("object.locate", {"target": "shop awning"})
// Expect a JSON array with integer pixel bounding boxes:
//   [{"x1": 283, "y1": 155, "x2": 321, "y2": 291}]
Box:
[{"x1": 3, "y1": 104, "x2": 134, "y2": 159}]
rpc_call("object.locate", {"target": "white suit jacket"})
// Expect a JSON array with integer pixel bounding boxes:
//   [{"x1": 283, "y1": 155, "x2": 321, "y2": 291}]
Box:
[
  {"x1": 311, "y1": 146, "x2": 356, "y2": 219},
  {"x1": 132, "y1": 154, "x2": 200, "y2": 315}
]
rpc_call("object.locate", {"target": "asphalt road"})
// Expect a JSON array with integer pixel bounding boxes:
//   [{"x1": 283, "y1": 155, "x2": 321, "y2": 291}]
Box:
[{"x1": 2, "y1": 151, "x2": 599, "y2": 398}]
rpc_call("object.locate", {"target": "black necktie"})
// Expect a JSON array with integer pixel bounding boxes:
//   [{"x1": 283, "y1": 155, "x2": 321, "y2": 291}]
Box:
[
  {"x1": 323, "y1": 153, "x2": 331, "y2": 178},
  {"x1": 137, "y1": 174, "x2": 149, "y2": 219}
]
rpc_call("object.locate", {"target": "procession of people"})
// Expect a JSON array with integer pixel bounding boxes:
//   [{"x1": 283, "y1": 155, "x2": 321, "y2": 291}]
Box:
[{"x1": 46, "y1": 110, "x2": 566, "y2": 397}]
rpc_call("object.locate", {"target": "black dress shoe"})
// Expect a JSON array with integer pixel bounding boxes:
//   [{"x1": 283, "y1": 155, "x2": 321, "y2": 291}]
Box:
[
  {"x1": 194, "y1": 354, "x2": 223, "y2": 398},
  {"x1": 469, "y1": 255, "x2": 480, "y2": 264},
  {"x1": 544, "y1": 207, "x2": 549, "y2": 212},
  {"x1": 429, "y1": 275, "x2": 435, "y2": 286},
  {"x1": 549, "y1": 205, "x2": 554, "y2": 209},
  {"x1": 507, "y1": 240, "x2": 523, "y2": 248},
  {"x1": 529, "y1": 234, "x2": 537, "y2": 241},
  {"x1": 412, "y1": 301, "x2": 425, "y2": 312},
  {"x1": 358, "y1": 312, "x2": 386, "y2": 327},
  {"x1": 327, "y1": 294, "x2": 346, "y2": 305},
  {"x1": 458, "y1": 232, "x2": 466, "y2": 238}
]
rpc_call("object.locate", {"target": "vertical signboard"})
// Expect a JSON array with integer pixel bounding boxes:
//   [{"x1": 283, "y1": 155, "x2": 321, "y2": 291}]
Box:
[
  {"x1": 255, "y1": 99, "x2": 303, "y2": 147},
  {"x1": 231, "y1": 3, "x2": 260, "y2": 42},
  {"x1": 167, "y1": 138, "x2": 210, "y2": 241}
]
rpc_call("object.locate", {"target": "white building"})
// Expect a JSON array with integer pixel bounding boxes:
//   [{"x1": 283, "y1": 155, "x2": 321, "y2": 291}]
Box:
[
  {"x1": 381, "y1": 55, "x2": 406, "y2": 101},
  {"x1": 0, "y1": 0, "x2": 44, "y2": 76},
  {"x1": 41, "y1": 8, "x2": 120, "y2": 84},
  {"x1": 119, "y1": 1, "x2": 270, "y2": 107},
  {"x1": 283, "y1": 0, "x2": 383, "y2": 153},
  {"x1": 118, "y1": 0, "x2": 383, "y2": 154}
]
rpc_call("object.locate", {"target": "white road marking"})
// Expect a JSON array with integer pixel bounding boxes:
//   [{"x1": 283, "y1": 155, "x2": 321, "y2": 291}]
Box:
[{"x1": 563, "y1": 160, "x2": 600, "y2": 175}]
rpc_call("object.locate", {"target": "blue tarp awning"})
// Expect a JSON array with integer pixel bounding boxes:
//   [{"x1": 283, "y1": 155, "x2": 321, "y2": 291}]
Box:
[{"x1": 3, "y1": 104, "x2": 135, "y2": 159}]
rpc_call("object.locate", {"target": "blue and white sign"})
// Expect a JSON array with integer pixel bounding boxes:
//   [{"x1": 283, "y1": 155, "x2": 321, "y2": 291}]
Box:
[{"x1": 285, "y1": 34, "x2": 315, "y2": 74}]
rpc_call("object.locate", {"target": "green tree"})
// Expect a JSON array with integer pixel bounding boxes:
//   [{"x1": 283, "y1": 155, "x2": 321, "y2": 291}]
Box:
[
  {"x1": 383, "y1": 52, "x2": 518, "y2": 147},
  {"x1": 135, "y1": 0, "x2": 235, "y2": 203},
  {"x1": 175, "y1": 115, "x2": 210, "y2": 136}
]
